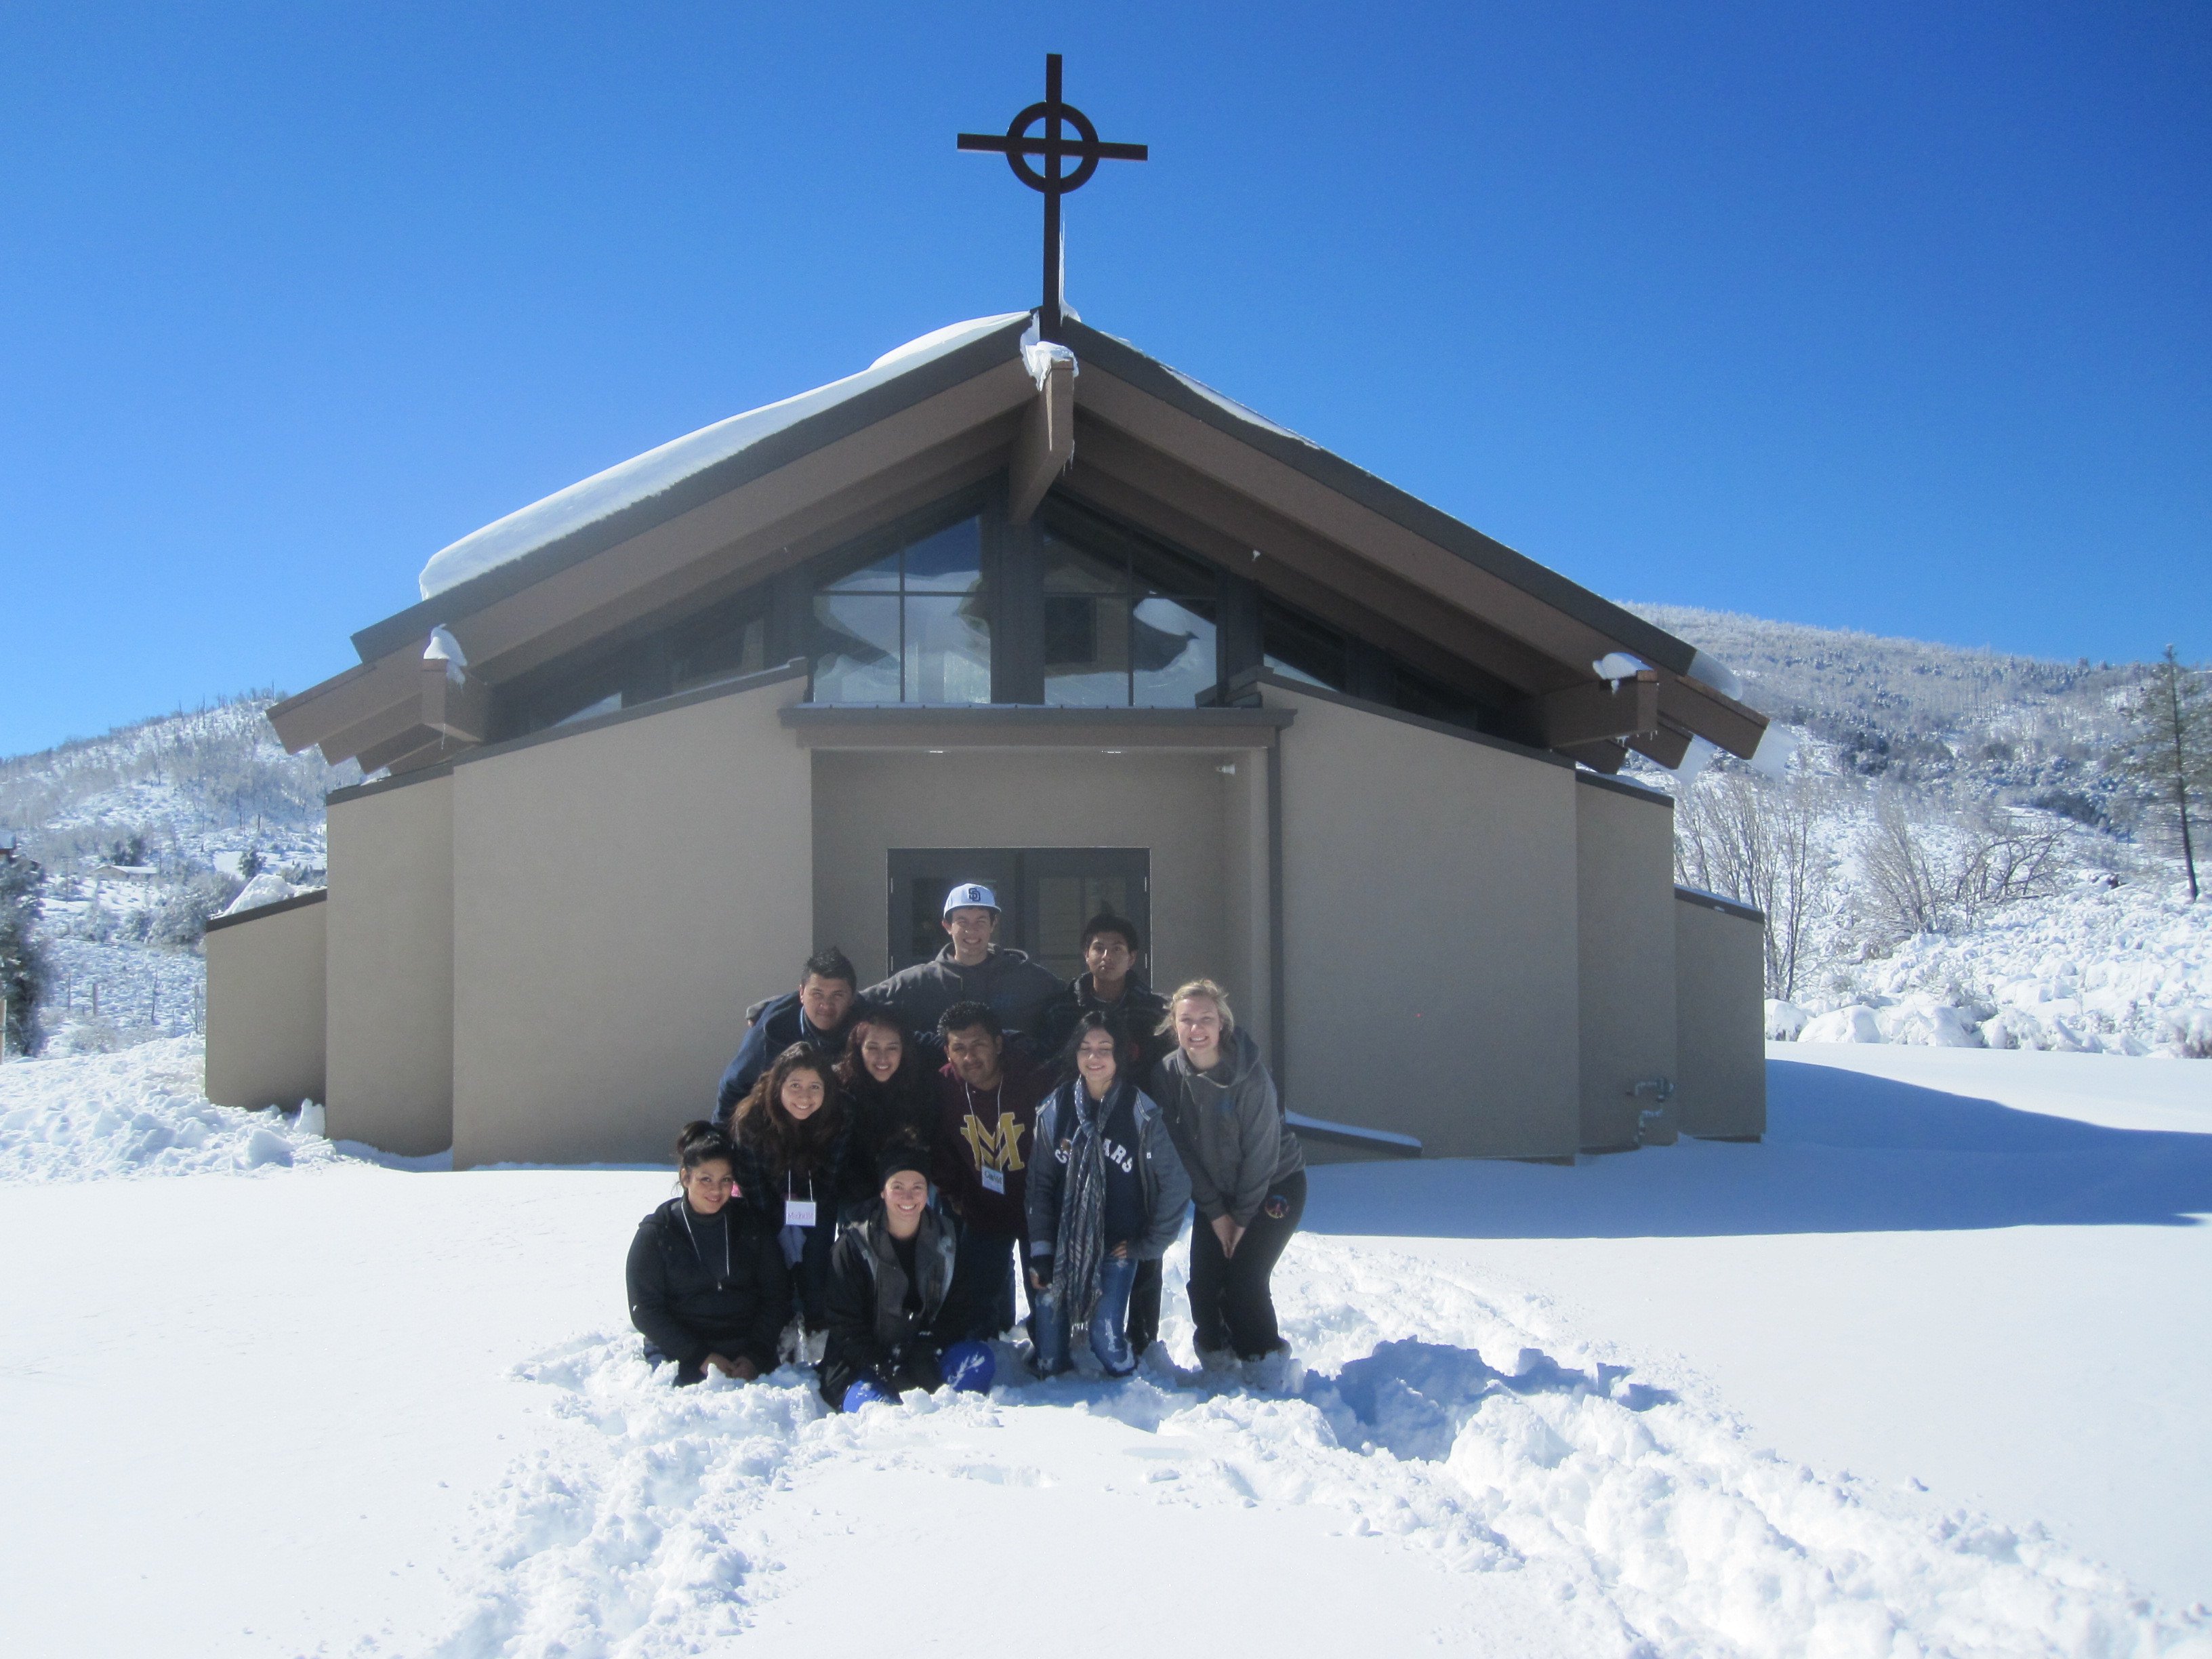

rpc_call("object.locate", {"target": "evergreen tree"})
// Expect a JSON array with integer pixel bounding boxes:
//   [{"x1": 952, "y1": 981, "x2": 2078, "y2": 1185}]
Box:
[
  {"x1": 2118, "y1": 645, "x2": 2211, "y2": 901},
  {"x1": 0, "y1": 846, "x2": 49, "y2": 1054}
]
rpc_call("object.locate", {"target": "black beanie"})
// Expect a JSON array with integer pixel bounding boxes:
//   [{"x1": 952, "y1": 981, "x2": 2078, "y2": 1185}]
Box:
[{"x1": 878, "y1": 1143, "x2": 930, "y2": 1189}]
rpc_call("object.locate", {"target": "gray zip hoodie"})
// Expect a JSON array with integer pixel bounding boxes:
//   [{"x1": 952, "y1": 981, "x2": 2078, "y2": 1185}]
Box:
[{"x1": 1149, "y1": 1027, "x2": 1304, "y2": 1227}]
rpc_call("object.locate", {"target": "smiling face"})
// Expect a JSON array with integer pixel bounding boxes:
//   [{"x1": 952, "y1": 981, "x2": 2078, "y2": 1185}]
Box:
[
  {"x1": 882, "y1": 1167, "x2": 930, "y2": 1235},
  {"x1": 780, "y1": 1065, "x2": 828, "y2": 1122},
  {"x1": 856, "y1": 1021, "x2": 904, "y2": 1084},
  {"x1": 1076, "y1": 1027, "x2": 1119, "y2": 1096},
  {"x1": 944, "y1": 1023, "x2": 1003, "y2": 1088},
  {"x1": 1174, "y1": 996, "x2": 1225, "y2": 1065},
  {"x1": 943, "y1": 906, "x2": 996, "y2": 964},
  {"x1": 681, "y1": 1157, "x2": 737, "y2": 1214},
  {"x1": 798, "y1": 972, "x2": 854, "y2": 1033}
]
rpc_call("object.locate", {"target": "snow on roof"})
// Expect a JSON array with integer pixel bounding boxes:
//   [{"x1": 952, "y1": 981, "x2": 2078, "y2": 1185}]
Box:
[{"x1": 417, "y1": 313, "x2": 1031, "y2": 600}]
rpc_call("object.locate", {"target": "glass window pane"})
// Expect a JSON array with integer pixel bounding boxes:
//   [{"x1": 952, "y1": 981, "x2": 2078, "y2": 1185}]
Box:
[
  {"x1": 902, "y1": 518, "x2": 984, "y2": 593},
  {"x1": 673, "y1": 614, "x2": 766, "y2": 693},
  {"x1": 1041, "y1": 535, "x2": 1123, "y2": 594},
  {"x1": 1132, "y1": 596, "x2": 1217, "y2": 707},
  {"x1": 903, "y1": 594, "x2": 991, "y2": 703},
  {"x1": 1129, "y1": 537, "x2": 1216, "y2": 600},
  {"x1": 1262, "y1": 603, "x2": 1348, "y2": 690},
  {"x1": 812, "y1": 593, "x2": 901, "y2": 701},
  {"x1": 1044, "y1": 594, "x2": 1131, "y2": 705},
  {"x1": 821, "y1": 549, "x2": 901, "y2": 592}
]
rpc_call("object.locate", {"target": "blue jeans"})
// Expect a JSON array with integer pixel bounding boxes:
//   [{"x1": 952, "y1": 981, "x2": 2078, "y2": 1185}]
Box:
[{"x1": 1034, "y1": 1254, "x2": 1140, "y2": 1377}]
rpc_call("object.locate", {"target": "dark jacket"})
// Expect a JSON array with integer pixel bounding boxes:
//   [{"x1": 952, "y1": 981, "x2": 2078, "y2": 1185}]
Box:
[
  {"x1": 933, "y1": 1048, "x2": 1048, "y2": 1237},
  {"x1": 1026, "y1": 1078, "x2": 1192, "y2": 1266},
  {"x1": 863, "y1": 945, "x2": 1062, "y2": 1041},
  {"x1": 728, "y1": 1109, "x2": 850, "y2": 1231},
  {"x1": 1025, "y1": 972, "x2": 1171, "y2": 1074},
  {"x1": 1150, "y1": 1027, "x2": 1305, "y2": 1228},
  {"x1": 714, "y1": 991, "x2": 853, "y2": 1127},
  {"x1": 838, "y1": 1062, "x2": 942, "y2": 1217},
  {"x1": 626, "y1": 1197, "x2": 790, "y2": 1376},
  {"x1": 820, "y1": 1200, "x2": 958, "y2": 1399}
]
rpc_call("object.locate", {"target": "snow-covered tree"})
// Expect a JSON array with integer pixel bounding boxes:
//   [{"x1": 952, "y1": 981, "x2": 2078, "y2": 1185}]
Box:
[
  {"x1": 2117, "y1": 645, "x2": 2210, "y2": 901},
  {"x1": 0, "y1": 844, "x2": 49, "y2": 1054}
]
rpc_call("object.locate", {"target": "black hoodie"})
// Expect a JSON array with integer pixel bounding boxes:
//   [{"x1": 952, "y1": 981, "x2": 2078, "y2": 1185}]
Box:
[{"x1": 626, "y1": 1196, "x2": 791, "y2": 1377}]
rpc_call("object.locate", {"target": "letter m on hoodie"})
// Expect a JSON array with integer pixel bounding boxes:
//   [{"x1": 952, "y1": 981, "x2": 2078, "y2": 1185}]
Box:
[{"x1": 961, "y1": 1112, "x2": 1027, "y2": 1173}]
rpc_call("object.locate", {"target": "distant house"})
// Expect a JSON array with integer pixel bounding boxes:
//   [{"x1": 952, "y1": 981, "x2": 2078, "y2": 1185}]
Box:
[{"x1": 206, "y1": 312, "x2": 1767, "y2": 1164}]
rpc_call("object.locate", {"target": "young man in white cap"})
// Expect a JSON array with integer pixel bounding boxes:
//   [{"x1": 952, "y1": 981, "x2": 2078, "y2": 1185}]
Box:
[{"x1": 861, "y1": 883, "x2": 1062, "y2": 1042}]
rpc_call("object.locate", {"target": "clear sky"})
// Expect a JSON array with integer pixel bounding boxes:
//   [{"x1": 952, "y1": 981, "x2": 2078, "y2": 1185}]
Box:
[{"x1": 2, "y1": 1, "x2": 2205, "y2": 756}]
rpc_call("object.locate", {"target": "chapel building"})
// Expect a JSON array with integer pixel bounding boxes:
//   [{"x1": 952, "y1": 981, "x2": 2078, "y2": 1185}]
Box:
[{"x1": 205, "y1": 312, "x2": 1769, "y2": 1166}]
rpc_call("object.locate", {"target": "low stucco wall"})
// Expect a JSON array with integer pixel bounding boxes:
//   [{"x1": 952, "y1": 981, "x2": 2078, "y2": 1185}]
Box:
[
  {"x1": 204, "y1": 893, "x2": 327, "y2": 1112},
  {"x1": 810, "y1": 747, "x2": 1239, "y2": 1007},
  {"x1": 1575, "y1": 777, "x2": 1679, "y2": 1150},
  {"x1": 1674, "y1": 889, "x2": 1767, "y2": 1139},
  {"x1": 450, "y1": 674, "x2": 813, "y2": 1167},
  {"x1": 325, "y1": 771, "x2": 455, "y2": 1155},
  {"x1": 1266, "y1": 684, "x2": 1581, "y2": 1160}
]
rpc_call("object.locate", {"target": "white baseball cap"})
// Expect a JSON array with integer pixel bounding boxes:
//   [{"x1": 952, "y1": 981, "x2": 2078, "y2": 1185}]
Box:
[{"x1": 942, "y1": 883, "x2": 1000, "y2": 917}]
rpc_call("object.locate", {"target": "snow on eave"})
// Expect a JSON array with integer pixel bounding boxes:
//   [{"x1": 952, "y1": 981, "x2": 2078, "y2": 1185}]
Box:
[{"x1": 416, "y1": 313, "x2": 1033, "y2": 600}]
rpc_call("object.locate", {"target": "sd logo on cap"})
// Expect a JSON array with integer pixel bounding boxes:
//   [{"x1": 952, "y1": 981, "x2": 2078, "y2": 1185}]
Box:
[{"x1": 942, "y1": 883, "x2": 1000, "y2": 916}]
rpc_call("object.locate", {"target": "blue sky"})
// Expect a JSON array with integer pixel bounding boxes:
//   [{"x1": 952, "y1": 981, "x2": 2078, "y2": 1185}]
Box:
[{"x1": 1, "y1": 1, "x2": 2205, "y2": 756}]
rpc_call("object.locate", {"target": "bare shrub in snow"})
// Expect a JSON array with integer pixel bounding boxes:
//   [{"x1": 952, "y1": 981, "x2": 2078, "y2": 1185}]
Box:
[
  {"x1": 1673, "y1": 769, "x2": 1835, "y2": 1000},
  {"x1": 1857, "y1": 794, "x2": 2066, "y2": 942}
]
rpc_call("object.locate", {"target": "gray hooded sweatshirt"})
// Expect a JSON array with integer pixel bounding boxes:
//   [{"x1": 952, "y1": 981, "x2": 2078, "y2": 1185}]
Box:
[
  {"x1": 863, "y1": 944, "x2": 1063, "y2": 1040},
  {"x1": 1149, "y1": 1027, "x2": 1304, "y2": 1227}
]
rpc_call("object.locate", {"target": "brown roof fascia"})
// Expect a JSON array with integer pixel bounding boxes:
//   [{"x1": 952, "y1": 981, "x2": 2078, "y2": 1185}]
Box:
[
  {"x1": 1061, "y1": 318, "x2": 1698, "y2": 677},
  {"x1": 781, "y1": 703, "x2": 1292, "y2": 751},
  {"x1": 348, "y1": 314, "x2": 1036, "y2": 665}
]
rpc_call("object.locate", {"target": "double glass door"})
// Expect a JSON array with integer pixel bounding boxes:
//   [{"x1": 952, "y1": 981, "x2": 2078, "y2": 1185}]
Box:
[{"x1": 886, "y1": 848, "x2": 1151, "y2": 981}]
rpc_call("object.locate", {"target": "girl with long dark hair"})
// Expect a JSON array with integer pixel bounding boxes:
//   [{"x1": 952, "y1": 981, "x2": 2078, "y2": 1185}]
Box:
[
  {"x1": 834, "y1": 1004, "x2": 939, "y2": 1218},
  {"x1": 1025, "y1": 1011, "x2": 1190, "y2": 1377},
  {"x1": 731, "y1": 1044, "x2": 849, "y2": 1347}
]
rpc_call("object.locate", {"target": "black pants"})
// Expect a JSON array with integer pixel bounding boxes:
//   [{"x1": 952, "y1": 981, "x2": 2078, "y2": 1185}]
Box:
[
  {"x1": 1186, "y1": 1170, "x2": 1306, "y2": 1359},
  {"x1": 1127, "y1": 1257, "x2": 1162, "y2": 1355},
  {"x1": 943, "y1": 1223, "x2": 1021, "y2": 1343}
]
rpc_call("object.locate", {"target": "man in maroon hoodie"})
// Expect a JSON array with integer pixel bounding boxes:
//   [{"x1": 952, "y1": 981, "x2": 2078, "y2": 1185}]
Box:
[{"x1": 932, "y1": 1000, "x2": 1049, "y2": 1344}]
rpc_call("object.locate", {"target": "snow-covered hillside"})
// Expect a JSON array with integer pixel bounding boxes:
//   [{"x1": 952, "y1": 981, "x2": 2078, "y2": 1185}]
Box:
[
  {"x1": 1620, "y1": 605, "x2": 2209, "y2": 1059},
  {"x1": 1, "y1": 1038, "x2": 2206, "y2": 1656},
  {"x1": 0, "y1": 697, "x2": 354, "y2": 1052}
]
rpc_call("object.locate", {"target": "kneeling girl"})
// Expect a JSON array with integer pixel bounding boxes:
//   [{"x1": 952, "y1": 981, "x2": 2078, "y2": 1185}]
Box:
[
  {"x1": 626, "y1": 1121, "x2": 791, "y2": 1385},
  {"x1": 819, "y1": 1151, "x2": 996, "y2": 1412},
  {"x1": 1026, "y1": 1011, "x2": 1191, "y2": 1377}
]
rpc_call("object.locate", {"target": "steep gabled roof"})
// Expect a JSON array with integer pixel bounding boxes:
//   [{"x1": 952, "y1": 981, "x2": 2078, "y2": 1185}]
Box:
[{"x1": 271, "y1": 309, "x2": 1765, "y2": 775}]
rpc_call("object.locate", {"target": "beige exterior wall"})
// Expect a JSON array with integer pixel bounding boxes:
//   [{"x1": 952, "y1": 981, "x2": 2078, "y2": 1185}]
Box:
[
  {"x1": 1674, "y1": 893, "x2": 1767, "y2": 1139},
  {"x1": 1216, "y1": 750, "x2": 1271, "y2": 1059},
  {"x1": 811, "y1": 747, "x2": 1242, "y2": 998},
  {"x1": 449, "y1": 676, "x2": 813, "y2": 1167},
  {"x1": 1574, "y1": 779, "x2": 1679, "y2": 1150},
  {"x1": 204, "y1": 897, "x2": 327, "y2": 1112},
  {"x1": 326, "y1": 773, "x2": 455, "y2": 1155},
  {"x1": 1266, "y1": 686, "x2": 1580, "y2": 1160}
]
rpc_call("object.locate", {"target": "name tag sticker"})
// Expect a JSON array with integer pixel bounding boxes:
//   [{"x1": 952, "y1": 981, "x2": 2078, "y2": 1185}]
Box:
[
  {"x1": 980, "y1": 1166, "x2": 1006, "y2": 1195},
  {"x1": 784, "y1": 1199, "x2": 819, "y2": 1229}
]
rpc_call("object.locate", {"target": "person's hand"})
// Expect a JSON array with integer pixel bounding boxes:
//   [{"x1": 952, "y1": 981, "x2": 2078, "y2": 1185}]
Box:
[
  {"x1": 1029, "y1": 1256, "x2": 1054, "y2": 1291},
  {"x1": 705, "y1": 1351, "x2": 743, "y2": 1378},
  {"x1": 1109, "y1": 1242, "x2": 1130, "y2": 1260},
  {"x1": 1229, "y1": 1223, "x2": 1248, "y2": 1256},
  {"x1": 731, "y1": 1355, "x2": 761, "y2": 1382},
  {"x1": 1211, "y1": 1214, "x2": 1239, "y2": 1258}
]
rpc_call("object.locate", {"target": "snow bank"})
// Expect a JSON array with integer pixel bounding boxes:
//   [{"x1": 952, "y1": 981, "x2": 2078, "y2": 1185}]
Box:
[
  {"x1": 0, "y1": 1036, "x2": 338, "y2": 1181},
  {"x1": 428, "y1": 1242, "x2": 2207, "y2": 1659},
  {"x1": 419, "y1": 315, "x2": 1030, "y2": 598}
]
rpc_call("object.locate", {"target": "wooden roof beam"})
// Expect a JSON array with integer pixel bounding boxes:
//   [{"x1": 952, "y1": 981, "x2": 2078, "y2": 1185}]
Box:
[{"x1": 1007, "y1": 353, "x2": 1076, "y2": 525}]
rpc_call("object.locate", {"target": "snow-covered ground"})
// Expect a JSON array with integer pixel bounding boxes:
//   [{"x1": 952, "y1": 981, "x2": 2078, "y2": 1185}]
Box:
[{"x1": 0, "y1": 1040, "x2": 2206, "y2": 1657}]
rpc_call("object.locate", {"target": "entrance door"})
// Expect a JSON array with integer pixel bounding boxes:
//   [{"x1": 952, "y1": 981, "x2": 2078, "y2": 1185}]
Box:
[{"x1": 886, "y1": 848, "x2": 1151, "y2": 980}]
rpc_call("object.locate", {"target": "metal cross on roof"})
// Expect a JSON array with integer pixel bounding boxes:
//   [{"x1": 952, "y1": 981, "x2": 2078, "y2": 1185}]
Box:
[{"x1": 958, "y1": 54, "x2": 1147, "y2": 341}]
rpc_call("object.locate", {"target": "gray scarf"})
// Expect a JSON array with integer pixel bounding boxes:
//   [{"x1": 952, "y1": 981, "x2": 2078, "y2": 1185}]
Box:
[{"x1": 1051, "y1": 1079, "x2": 1120, "y2": 1334}]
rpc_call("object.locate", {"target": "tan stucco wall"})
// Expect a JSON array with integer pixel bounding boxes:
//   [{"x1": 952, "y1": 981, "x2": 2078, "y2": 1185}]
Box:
[
  {"x1": 811, "y1": 747, "x2": 1240, "y2": 1001},
  {"x1": 1674, "y1": 893, "x2": 1767, "y2": 1139},
  {"x1": 1266, "y1": 687, "x2": 1580, "y2": 1160},
  {"x1": 1574, "y1": 780, "x2": 1679, "y2": 1150},
  {"x1": 1217, "y1": 750, "x2": 1271, "y2": 1060},
  {"x1": 450, "y1": 677, "x2": 813, "y2": 1166},
  {"x1": 326, "y1": 773, "x2": 455, "y2": 1155},
  {"x1": 204, "y1": 897, "x2": 327, "y2": 1111}
]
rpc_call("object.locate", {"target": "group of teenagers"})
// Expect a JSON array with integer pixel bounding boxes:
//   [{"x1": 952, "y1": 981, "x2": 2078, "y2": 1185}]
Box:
[{"x1": 623, "y1": 882, "x2": 1307, "y2": 1415}]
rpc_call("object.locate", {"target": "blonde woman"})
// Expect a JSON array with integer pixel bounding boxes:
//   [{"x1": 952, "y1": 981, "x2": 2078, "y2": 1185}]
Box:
[{"x1": 1149, "y1": 981, "x2": 1305, "y2": 1370}]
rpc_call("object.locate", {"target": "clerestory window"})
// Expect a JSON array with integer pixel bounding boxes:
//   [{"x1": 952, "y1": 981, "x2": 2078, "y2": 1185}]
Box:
[
  {"x1": 812, "y1": 515, "x2": 991, "y2": 703},
  {"x1": 1040, "y1": 506, "x2": 1218, "y2": 707}
]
